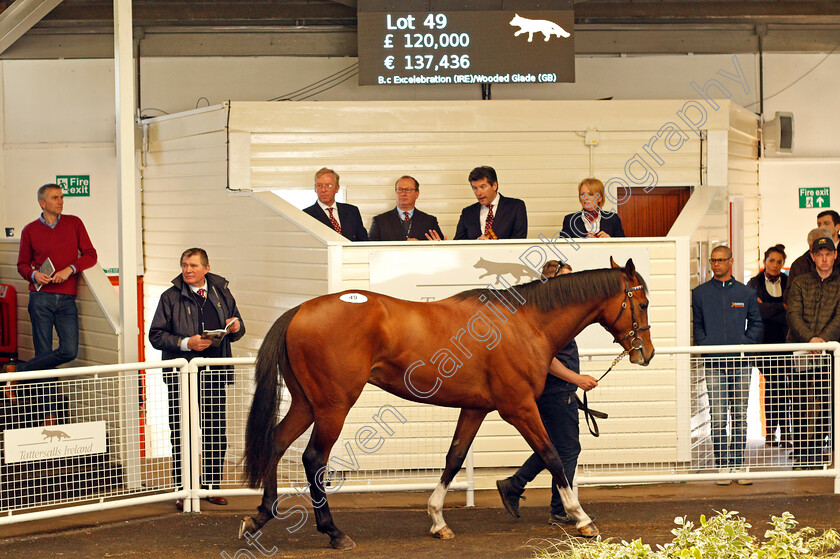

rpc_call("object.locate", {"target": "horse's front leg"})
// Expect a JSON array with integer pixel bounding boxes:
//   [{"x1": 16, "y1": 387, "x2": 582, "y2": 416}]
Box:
[
  {"x1": 498, "y1": 399, "x2": 598, "y2": 537},
  {"x1": 428, "y1": 408, "x2": 488, "y2": 539}
]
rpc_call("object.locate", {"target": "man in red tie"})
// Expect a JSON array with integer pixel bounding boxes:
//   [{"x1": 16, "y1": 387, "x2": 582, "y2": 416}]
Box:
[
  {"x1": 302, "y1": 167, "x2": 368, "y2": 241},
  {"x1": 368, "y1": 175, "x2": 444, "y2": 241},
  {"x1": 149, "y1": 248, "x2": 245, "y2": 510},
  {"x1": 453, "y1": 166, "x2": 528, "y2": 240}
]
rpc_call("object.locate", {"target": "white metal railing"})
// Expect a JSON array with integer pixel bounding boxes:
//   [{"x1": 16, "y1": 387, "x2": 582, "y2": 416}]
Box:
[
  {"x1": 0, "y1": 359, "x2": 191, "y2": 525},
  {"x1": 574, "y1": 343, "x2": 839, "y2": 492}
]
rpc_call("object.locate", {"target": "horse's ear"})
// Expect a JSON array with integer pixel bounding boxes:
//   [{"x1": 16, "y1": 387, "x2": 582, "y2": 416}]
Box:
[
  {"x1": 610, "y1": 256, "x2": 619, "y2": 268},
  {"x1": 625, "y1": 258, "x2": 636, "y2": 277}
]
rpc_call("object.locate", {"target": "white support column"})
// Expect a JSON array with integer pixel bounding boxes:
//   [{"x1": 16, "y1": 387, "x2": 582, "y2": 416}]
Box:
[
  {"x1": 114, "y1": 0, "x2": 141, "y2": 489},
  {"x1": 114, "y1": 0, "x2": 139, "y2": 362}
]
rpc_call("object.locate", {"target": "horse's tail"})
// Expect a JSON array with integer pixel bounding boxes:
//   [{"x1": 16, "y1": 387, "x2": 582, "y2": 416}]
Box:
[{"x1": 243, "y1": 305, "x2": 301, "y2": 488}]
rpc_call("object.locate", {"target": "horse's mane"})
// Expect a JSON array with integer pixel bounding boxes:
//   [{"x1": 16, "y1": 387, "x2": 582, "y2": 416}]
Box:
[{"x1": 452, "y1": 267, "x2": 647, "y2": 313}]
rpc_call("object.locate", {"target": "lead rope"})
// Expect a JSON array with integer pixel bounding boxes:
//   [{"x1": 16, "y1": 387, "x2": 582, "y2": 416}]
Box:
[{"x1": 578, "y1": 348, "x2": 628, "y2": 438}]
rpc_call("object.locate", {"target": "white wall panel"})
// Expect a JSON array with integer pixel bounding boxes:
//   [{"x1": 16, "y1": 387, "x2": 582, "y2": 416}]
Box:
[{"x1": 3, "y1": 59, "x2": 115, "y2": 144}]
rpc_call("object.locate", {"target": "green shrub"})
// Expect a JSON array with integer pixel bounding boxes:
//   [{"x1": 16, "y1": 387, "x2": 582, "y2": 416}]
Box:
[{"x1": 535, "y1": 510, "x2": 840, "y2": 559}]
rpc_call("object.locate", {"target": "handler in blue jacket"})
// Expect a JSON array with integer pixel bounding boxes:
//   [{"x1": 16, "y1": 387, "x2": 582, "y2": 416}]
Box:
[{"x1": 691, "y1": 245, "x2": 762, "y2": 484}]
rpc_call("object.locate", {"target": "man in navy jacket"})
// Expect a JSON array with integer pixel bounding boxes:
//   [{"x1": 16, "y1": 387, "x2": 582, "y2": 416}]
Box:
[
  {"x1": 303, "y1": 167, "x2": 368, "y2": 242},
  {"x1": 691, "y1": 245, "x2": 762, "y2": 484},
  {"x1": 454, "y1": 166, "x2": 527, "y2": 240},
  {"x1": 369, "y1": 176, "x2": 444, "y2": 241}
]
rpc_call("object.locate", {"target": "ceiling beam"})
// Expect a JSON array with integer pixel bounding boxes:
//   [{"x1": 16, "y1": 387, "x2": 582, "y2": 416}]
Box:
[{"x1": 0, "y1": 0, "x2": 63, "y2": 55}]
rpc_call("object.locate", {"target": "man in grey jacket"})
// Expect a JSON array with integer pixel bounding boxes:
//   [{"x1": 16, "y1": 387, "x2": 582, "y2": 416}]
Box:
[{"x1": 150, "y1": 247, "x2": 245, "y2": 509}]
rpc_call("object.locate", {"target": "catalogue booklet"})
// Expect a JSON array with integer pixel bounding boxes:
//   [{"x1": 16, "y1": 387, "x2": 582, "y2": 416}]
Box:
[{"x1": 201, "y1": 318, "x2": 239, "y2": 347}]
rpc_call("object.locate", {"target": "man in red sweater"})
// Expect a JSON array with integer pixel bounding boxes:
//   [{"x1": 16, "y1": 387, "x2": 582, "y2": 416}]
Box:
[{"x1": 15, "y1": 184, "x2": 97, "y2": 421}]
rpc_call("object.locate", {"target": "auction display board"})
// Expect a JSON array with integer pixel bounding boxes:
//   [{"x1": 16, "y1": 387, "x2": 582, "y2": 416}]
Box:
[{"x1": 358, "y1": 1, "x2": 575, "y2": 86}]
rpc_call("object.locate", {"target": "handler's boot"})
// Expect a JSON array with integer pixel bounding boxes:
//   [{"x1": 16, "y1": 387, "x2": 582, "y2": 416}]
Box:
[{"x1": 496, "y1": 477, "x2": 526, "y2": 518}]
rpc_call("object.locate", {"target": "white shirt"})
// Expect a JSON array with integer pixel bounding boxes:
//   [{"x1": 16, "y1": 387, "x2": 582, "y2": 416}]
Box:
[
  {"x1": 582, "y1": 211, "x2": 601, "y2": 236},
  {"x1": 765, "y1": 276, "x2": 782, "y2": 298},
  {"x1": 317, "y1": 200, "x2": 341, "y2": 227}
]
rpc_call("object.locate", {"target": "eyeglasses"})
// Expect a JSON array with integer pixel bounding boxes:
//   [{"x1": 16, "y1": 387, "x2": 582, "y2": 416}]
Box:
[
  {"x1": 314, "y1": 183, "x2": 337, "y2": 190},
  {"x1": 396, "y1": 188, "x2": 417, "y2": 194},
  {"x1": 709, "y1": 258, "x2": 731, "y2": 264}
]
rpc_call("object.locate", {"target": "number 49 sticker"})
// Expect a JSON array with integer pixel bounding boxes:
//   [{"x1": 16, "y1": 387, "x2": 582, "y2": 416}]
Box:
[{"x1": 339, "y1": 293, "x2": 368, "y2": 304}]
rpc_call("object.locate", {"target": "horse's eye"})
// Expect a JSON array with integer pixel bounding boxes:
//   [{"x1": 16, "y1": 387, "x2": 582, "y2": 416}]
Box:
[{"x1": 640, "y1": 303, "x2": 649, "y2": 311}]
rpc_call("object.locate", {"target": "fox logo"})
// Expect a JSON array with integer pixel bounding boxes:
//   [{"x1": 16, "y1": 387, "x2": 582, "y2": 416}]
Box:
[
  {"x1": 41, "y1": 428, "x2": 70, "y2": 442},
  {"x1": 509, "y1": 14, "x2": 570, "y2": 42},
  {"x1": 474, "y1": 258, "x2": 540, "y2": 285}
]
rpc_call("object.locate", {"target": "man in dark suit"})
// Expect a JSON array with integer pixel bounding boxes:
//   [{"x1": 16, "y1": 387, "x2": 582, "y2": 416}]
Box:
[
  {"x1": 369, "y1": 176, "x2": 444, "y2": 241},
  {"x1": 303, "y1": 167, "x2": 368, "y2": 241},
  {"x1": 453, "y1": 166, "x2": 528, "y2": 240}
]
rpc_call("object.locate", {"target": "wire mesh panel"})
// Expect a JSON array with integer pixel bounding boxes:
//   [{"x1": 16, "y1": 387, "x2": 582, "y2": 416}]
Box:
[
  {"x1": 574, "y1": 349, "x2": 835, "y2": 481},
  {"x1": 0, "y1": 364, "x2": 188, "y2": 522},
  {"x1": 205, "y1": 363, "x2": 464, "y2": 492}
]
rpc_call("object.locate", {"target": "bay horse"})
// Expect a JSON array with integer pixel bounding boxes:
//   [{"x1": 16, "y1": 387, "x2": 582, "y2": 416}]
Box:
[{"x1": 241, "y1": 258, "x2": 654, "y2": 550}]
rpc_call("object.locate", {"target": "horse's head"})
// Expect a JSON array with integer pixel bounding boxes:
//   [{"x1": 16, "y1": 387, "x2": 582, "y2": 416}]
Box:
[{"x1": 603, "y1": 257, "x2": 655, "y2": 365}]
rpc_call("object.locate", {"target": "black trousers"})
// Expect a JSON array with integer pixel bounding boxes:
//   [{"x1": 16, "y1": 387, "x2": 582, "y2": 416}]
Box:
[
  {"x1": 166, "y1": 369, "x2": 228, "y2": 489},
  {"x1": 510, "y1": 390, "x2": 580, "y2": 516},
  {"x1": 790, "y1": 367, "x2": 830, "y2": 466}
]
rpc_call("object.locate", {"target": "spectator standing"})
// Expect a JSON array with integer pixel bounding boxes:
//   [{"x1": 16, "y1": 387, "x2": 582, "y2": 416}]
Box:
[
  {"x1": 786, "y1": 226, "x2": 839, "y2": 301},
  {"x1": 16, "y1": 183, "x2": 97, "y2": 424},
  {"x1": 785, "y1": 235, "x2": 840, "y2": 469},
  {"x1": 692, "y1": 245, "x2": 762, "y2": 484},
  {"x1": 746, "y1": 245, "x2": 790, "y2": 447},
  {"x1": 149, "y1": 248, "x2": 245, "y2": 509}
]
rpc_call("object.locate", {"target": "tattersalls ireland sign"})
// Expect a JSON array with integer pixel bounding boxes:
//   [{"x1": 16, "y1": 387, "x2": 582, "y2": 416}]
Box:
[{"x1": 4, "y1": 421, "x2": 107, "y2": 463}]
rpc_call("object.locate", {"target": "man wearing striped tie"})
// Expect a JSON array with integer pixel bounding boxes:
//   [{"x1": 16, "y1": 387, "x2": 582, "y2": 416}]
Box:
[
  {"x1": 453, "y1": 166, "x2": 528, "y2": 240},
  {"x1": 368, "y1": 176, "x2": 444, "y2": 241},
  {"x1": 303, "y1": 167, "x2": 368, "y2": 241}
]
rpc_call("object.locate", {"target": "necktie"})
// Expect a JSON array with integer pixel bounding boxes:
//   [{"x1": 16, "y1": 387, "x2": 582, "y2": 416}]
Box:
[
  {"x1": 197, "y1": 288, "x2": 206, "y2": 298},
  {"x1": 484, "y1": 204, "x2": 494, "y2": 236},
  {"x1": 327, "y1": 207, "x2": 342, "y2": 234},
  {"x1": 403, "y1": 211, "x2": 410, "y2": 223}
]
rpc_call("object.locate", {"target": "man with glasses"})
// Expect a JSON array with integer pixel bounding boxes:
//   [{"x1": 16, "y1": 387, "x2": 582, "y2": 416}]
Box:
[
  {"x1": 691, "y1": 245, "x2": 762, "y2": 485},
  {"x1": 369, "y1": 176, "x2": 444, "y2": 241},
  {"x1": 303, "y1": 167, "x2": 368, "y2": 241}
]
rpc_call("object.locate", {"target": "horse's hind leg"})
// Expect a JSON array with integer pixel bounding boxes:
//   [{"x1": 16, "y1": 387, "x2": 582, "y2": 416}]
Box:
[
  {"x1": 429, "y1": 408, "x2": 488, "y2": 539},
  {"x1": 302, "y1": 419, "x2": 356, "y2": 550},
  {"x1": 240, "y1": 397, "x2": 314, "y2": 538},
  {"x1": 498, "y1": 400, "x2": 598, "y2": 537}
]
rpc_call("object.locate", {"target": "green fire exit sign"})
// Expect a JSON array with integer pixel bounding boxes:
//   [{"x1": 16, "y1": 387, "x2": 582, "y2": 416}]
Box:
[
  {"x1": 799, "y1": 187, "x2": 830, "y2": 209},
  {"x1": 56, "y1": 175, "x2": 90, "y2": 197}
]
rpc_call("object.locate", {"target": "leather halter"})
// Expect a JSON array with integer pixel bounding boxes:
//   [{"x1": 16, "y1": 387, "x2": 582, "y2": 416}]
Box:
[{"x1": 606, "y1": 276, "x2": 650, "y2": 351}]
